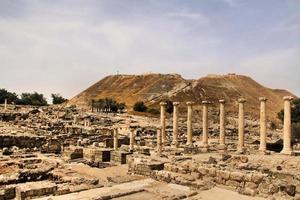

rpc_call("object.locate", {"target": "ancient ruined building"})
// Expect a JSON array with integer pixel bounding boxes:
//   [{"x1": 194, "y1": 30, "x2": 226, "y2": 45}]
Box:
[{"x1": 0, "y1": 74, "x2": 300, "y2": 200}]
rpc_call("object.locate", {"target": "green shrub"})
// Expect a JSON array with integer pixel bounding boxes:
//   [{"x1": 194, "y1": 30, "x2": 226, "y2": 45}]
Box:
[{"x1": 133, "y1": 101, "x2": 147, "y2": 112}]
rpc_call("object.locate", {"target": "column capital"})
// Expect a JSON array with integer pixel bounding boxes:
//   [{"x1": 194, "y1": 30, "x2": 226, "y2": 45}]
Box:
[
  {"x1": 186, "y1": 101, "x2": 194, "y2": 106},
  {"x1": 238, "y1": 98, "x2": 246, "y2": 103},
  {"x1": 160, "y1": 102, "x2": 167, "y2": 106},
  {"x1": 173, "y1": 102, "x2": 180, "y2": 106},
  {"x1": 283, "y1": 96, "x2": 293, "y2": 101},
  {"x1": 202, "y1": 100, "x2": 211, "y2": 104},
  {"x1": 259, "y1": 97, "x2": 268, "y2": 102},
  {"x1": 219, "y1": 99, "x2": 226, "y2": 103}
]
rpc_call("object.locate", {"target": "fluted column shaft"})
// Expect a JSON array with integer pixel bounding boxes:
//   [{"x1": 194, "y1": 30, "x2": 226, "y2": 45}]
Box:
[
  {"x1": 4, "y1": 99, "x2": 7, "y2": 110},
  {"x1": 202, "y1": 101, "x2": 209, "y2": 146},
  {"x1": 238, "y1": 98, "x2": 246, "y2": 150},
  {"x1": 113, "y1": 128, "x2": 118, "y2": 150},
  {"x1": 130, "y1": 130, "x2": 135, "y2": 151},
  {"x1": 160, "y1": 102, "x2": 167, "y2": 144},
  {"x1": 219, "y1": 100, "x2": 226, "y2": 146},
  {"x1": 281, "y1": 96, "x2": 293, "y2": 154},
  {"x1": 186, "y1": 102, "x2": 194, "y2": 146},
  {"x1": 172, "y1": 102, "x2": 179, "y2": 147},
  {"x1": 157, "y1": 127, "x2": 162, "y2": 155},
  {"x1": 259, "y1": 97, "x2": 267, "y2": 151}
]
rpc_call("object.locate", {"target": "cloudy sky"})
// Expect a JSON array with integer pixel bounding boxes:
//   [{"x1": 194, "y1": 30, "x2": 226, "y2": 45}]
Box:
[{"x1": 0, "y1": 0, "x2": 299, "y2": 101}]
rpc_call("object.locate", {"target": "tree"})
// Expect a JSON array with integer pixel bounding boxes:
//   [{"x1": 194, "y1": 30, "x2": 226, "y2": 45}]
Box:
[
  {"x1": 0, "y1": 89, "x2": 18, "y2": 104},
  {"x1": 133, "y1": 101, "x2": 147, "y2": 112},
  {"x1": 91, "y1": 98, "x2": 126, "y2": 113},
  {"x1": 117, "y1": 102, "x2": 126, "y2": 112},
  {"x1": 277, "y1": 98, "x2": 300, "y2": 123},
  {"x1": 51, "y1": 93, "x2": 68, "y2": 104},
  {"x1": 16, "y1": 92, "x2": 48, "y2": 106}
]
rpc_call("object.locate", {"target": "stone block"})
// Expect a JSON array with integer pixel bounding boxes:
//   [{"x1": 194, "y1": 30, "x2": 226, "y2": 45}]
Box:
[
  {"x1": 230, "y1": 172, "x2": 245, "y2": 182},
  {"x1": 218, "y1": 170, "x2": 230, "y2": 180},
  {"x1": 198, "y1": 166, "x2": 208, "y2": 175},
  {"x1": 245, "y1": 181, "x2": 258, "y2": 189},
  {"x1": 226, "y1": 180, "x2": 240, "y2": 188},
  {"x1": 15, "y1": 181, "x2": 57, "y2": 200},
  {"x1": 251, "y1": 173, "x2": 264, "y2": 184}
]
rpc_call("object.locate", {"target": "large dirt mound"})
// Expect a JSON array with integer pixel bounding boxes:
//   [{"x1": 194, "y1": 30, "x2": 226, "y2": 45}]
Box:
[{"x1": 68, "y1": 73, "x2": 296, "y2": 120}]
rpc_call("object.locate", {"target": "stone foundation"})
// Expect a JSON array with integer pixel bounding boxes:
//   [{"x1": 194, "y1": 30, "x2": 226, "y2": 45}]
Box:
[
  {"x1": 111, "y1": 151, "x2": 132, "y2": 164},
  {"x1": 0, "y1": 135, "x2": 46, "y2": 148},
  {"x1": 15, "y1": 181, "x2": 57, "y2": 200}
]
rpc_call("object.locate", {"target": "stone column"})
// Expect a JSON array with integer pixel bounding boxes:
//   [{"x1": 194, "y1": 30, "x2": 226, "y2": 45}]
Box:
[
  {"x1": 157, "y1": 127, "x2": 162, "y2": 155},
  {"x1": 202, "y1": 101, "x2": 209, "y2": 147},
  {"x1": 130, "y1": 129, "x2": 135, "y2": 151},
  {"x1": 172, "y1": 102, "x2": 180, "y2": 147},
  {"x1": 160, "y1": 102, "x2": 167, "y2": 144},
  {"x1": 238, "y1": 98, "x2": 246, "y2": 151},
  {"x1": 113, "y1": 128, "x2": 119, "y2": 151},
  {"x1": 186, "y1": 101, "x2": 194, "y2": 146},
  {"x1": 259, "y1": 97, "x2": 267, "y2": 151},
  {"x1": 4, "y1": 99, "x2": 7, "y2": 110},
  {"x1": 219, "y1": 99, "x2": 226, "y2": 147},
  {"x1": 281, "y1": 96, "x2": 293, "y2": 155}
]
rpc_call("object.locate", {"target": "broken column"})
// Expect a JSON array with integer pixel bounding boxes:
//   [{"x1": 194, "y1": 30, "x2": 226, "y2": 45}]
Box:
[
  {"x1": 238, "y1": 98, "x2": 246, "y2": 151},
  {"x1": 281, "y1": 96, "x2": 294, "y2": 155},
  {"x1": 160, "y1": 102, "x2": 167, "y2": 144},
  {"x1": 4, "y1": 98, "x2": 7, "y2": 110},
  {"x1": 219, "y1": 99, "x2": 226, "y2": 148},
  {"x1": 186, "y1": 101, "x2": 194, "y2": 146},
  {"x1": 172, "y1": 102, "x2": 180, "y2": 147},
  {"x1": 157, "y1": 127, "x2": 162, "y2": 155},
  {"x1": 202, "y1": 101, "x2": 209, "y2": 147},
  {"x1": 130, "y1": 129, "x2": 135, "y2": 151},
  {"x1": 113, "y1": 128, "x2": 119, "y2": 151},
  {"x1": 259, "y1": 97, "x2": 267, "y2": 151}
]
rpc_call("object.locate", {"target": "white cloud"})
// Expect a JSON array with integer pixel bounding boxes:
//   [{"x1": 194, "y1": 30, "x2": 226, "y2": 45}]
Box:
[{"x1": 166, "y1": 9, "x2": 210, "y2": 24}]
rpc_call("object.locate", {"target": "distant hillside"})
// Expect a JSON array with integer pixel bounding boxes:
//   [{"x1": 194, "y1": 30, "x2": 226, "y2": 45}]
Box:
[{"x1": 68, "y1": 73, "x2": 297, "y2": 120}]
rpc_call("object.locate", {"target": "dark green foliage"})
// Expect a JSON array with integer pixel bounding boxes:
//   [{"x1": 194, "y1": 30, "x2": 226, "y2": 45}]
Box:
[
  {"x1": 165, "y1": 100, "x2": 174, "y2": 114},
  {"x1": 147, "y1": 108, "x2": 160, "y2": 115},
  {"x1": 91, "y1": 98, "x2": 126, "y2": 113},
  {"x1": 51, "y1": 93, "x2": 68, "y2": 104},
  {"x1": 15, "y1": 92, "x2": 48, "y2": 106},
  {"x1": 133, "y1": 101, "x2": 147, "y2": 112},
  {"x1": 0, "y1": 88, "x2": 18, "y2": 104},
  {"x1": 277, "y1": 99, "x2": 300, "y2": 123}
]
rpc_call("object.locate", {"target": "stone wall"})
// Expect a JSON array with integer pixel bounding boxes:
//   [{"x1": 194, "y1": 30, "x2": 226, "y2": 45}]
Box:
[
  {"x1": 0, "y1": 135, "x2": 46, "y2": 148},
  {"x1": 128, "y1": 156, "x2": 300, "y2": 199},
  {"x1": 111, "y1": 151, "x2": 132, "y2": 164}
]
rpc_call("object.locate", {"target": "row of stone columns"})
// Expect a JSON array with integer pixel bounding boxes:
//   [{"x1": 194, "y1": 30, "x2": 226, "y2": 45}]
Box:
[{"x1": 158, "y1": 96, "x2": 294, "y2": 154}]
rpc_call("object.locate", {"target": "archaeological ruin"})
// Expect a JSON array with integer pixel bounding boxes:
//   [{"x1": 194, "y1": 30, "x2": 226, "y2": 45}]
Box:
[{"x1": 1, "y1": 91, "x2": 300, "y2": 200}]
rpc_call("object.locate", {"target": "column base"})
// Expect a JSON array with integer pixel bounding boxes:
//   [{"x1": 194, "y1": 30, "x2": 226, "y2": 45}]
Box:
[
  {"x1": 236, "y1": 146, "x2": 247, "y2": 154},
  {"x1": 200, "y1": 142, "x2": 209, "y2": 148},
  {"x1": 171, "y1": 141, "x2": 179, "y2": 148},
  {"x1": 257, "y1": 150, "x2": 270, "y2": 155},
  {"x1": 280, "y1": 149, "x2": 294, "y2": 155},
  {"x1": 218, "y1": 144, "x2": 227, "y2": 150},
  {"x1": 186, "y1": 143, "x2": 193, "y2": 147},
  {"x1": 259, "y1": 148, "x2": 266, "y2": 151}
]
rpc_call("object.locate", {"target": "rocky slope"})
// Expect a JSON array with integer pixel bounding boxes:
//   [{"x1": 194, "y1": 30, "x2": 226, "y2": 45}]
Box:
[{"x1": 68, "y1": 73, "x2": 296, "y2": 120}]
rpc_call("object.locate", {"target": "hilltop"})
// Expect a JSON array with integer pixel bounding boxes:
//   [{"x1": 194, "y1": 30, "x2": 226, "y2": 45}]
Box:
[{"x1": 68, "y1": 73, "x2": 296, "y2": 120}]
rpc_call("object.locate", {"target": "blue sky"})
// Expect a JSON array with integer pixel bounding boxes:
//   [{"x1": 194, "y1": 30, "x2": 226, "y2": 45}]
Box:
[{"x1": 0, "y1": 0, "x2": 299, "y2": 101}]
